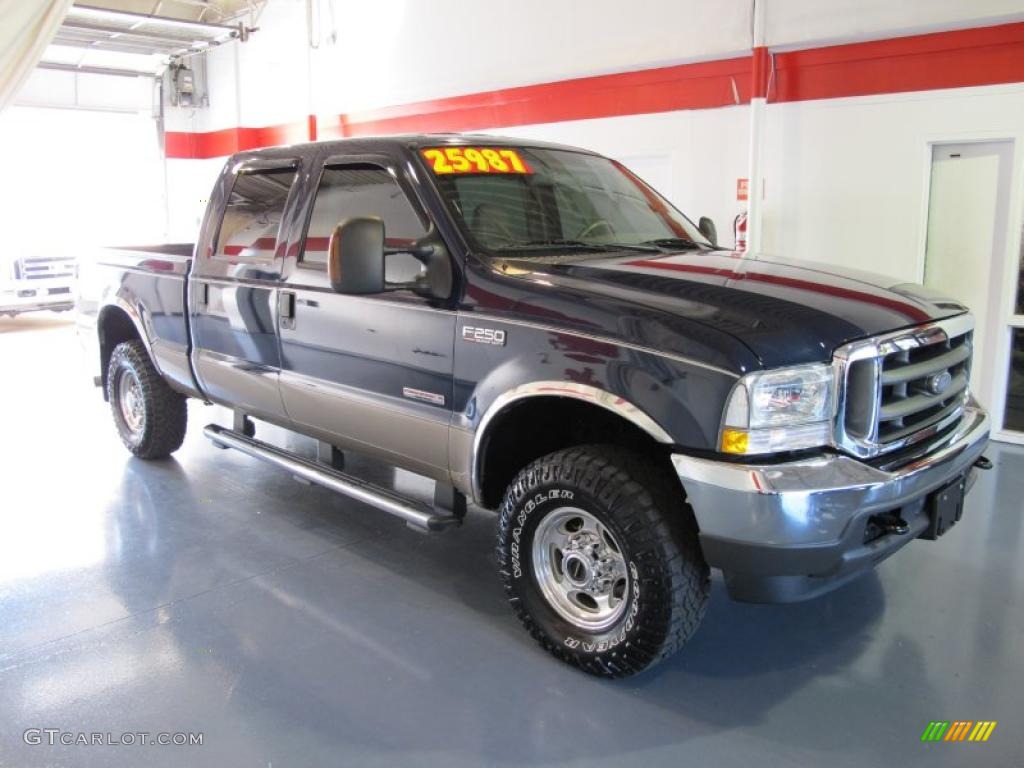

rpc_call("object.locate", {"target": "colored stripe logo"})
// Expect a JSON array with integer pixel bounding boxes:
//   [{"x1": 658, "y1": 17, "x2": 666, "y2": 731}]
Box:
[{"x1": 921, "y1": 721, "x2": 997, "y2": 742}]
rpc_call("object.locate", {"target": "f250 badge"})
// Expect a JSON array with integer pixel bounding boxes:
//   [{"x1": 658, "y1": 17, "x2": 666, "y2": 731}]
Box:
[{"x1": 462, "y1": 326, "x2": 507, "y2": 346}]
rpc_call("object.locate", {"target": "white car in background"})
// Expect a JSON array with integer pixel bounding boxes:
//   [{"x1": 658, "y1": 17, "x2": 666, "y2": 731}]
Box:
[{"x1": 0, "y1": 252, "x2": 76, "y2": 317}]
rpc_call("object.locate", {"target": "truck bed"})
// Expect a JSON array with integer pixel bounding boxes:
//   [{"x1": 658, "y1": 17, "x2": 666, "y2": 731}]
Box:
[{"x1": 78, "y1": 243, "x2": 198, "y2": 398}]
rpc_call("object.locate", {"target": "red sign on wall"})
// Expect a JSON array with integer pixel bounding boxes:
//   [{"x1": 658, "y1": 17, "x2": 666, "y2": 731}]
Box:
[{"x1": 736, "y1": 178, "x2": 749, "y2": 201}]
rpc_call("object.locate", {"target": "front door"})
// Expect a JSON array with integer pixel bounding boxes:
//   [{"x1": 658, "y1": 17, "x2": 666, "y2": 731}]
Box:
[
  {"x1": 277, "y1": 158, "x2": 456, "y2": 480},
  {"x1": 190, "y1": 161, "x2": 299, "y2": 422}
]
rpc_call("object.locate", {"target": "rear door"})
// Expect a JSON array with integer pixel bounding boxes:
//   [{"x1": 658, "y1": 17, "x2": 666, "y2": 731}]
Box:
[
  {"x1": 190, "y1": 158, "x2": 301, "y2": 421},
  {"x1": 276, "y1": 153, "x2": 456, "y2": 481}
]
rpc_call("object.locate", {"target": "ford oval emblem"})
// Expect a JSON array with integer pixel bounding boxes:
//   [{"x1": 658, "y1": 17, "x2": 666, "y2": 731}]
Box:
[{"x1": 926, "y1": 370, "x2": 953, "y2": 395}]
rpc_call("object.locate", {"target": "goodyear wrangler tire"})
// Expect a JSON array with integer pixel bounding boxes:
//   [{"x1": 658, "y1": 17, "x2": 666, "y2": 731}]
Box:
[
  {"x1": 107, "y1": 339, "x2": 187, "y2": 459},
  {"x1": 496, "y1": 445, "x2": 710, "y2": 677}
]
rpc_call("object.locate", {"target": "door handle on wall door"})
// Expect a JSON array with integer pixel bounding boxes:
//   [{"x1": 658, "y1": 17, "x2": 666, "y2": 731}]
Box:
[{"x1": 279, "y1": 290, "x2": 296, "y2": 330}]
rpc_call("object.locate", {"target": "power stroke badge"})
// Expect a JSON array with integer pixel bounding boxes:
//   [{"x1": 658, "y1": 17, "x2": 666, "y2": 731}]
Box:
[{"x1": 461, "y1": 325, "x2": 507, "y2": 346}]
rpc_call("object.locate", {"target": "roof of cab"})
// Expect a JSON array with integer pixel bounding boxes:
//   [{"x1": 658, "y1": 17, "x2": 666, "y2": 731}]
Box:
[{"x1": 228, "y1": 133, "x2": 595, "y2": 164}]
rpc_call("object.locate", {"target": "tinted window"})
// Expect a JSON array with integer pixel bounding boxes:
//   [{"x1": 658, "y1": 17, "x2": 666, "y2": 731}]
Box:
[
  {"x1": 302, "y1": 166, "x2": 426, "y2": 265},
  {"x1": 215, "y1": 167, "x2": 297, "y2": 261}
]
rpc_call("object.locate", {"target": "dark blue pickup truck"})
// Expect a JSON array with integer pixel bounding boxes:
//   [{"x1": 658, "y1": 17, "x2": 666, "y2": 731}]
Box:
[{"x1": 78, "y1": 134, "x2": 990, "y2": 676}]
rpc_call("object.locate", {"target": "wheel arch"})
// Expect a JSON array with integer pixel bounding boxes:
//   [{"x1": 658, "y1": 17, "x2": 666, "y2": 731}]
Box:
[
  {"x1": 470, "y1": 382, "x2": 677, "y2": 509},
  {"x1": 97, "y1": 302, "x2": 151, "y2": 400}
]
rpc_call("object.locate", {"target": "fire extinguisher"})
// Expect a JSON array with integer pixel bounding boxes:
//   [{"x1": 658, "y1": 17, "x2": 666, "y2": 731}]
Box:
[{"x1": 734, "y1": 211, "x2": 748, "y2": 252}]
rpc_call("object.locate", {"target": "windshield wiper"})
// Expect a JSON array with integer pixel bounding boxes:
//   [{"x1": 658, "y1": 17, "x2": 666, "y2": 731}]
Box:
[
  {"x1": 499, "y1": 239, "x2": 658, "y2": 253},
  {"x1": 638, "y1": 237, "x2": 708, "y2": 250}
]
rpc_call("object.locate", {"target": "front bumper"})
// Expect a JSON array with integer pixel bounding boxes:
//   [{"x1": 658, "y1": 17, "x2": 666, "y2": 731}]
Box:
[
  {"x1": 672, "y1": 401, "x2": 990, "y2": 603},
  {"x1": 1, "y1": 283, "x2": 75, "y2": 313}
]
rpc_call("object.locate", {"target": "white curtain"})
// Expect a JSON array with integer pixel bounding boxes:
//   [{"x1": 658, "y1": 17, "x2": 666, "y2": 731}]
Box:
[{"x1": 0, "y1": 0, "x2": 75, "y2": 111}]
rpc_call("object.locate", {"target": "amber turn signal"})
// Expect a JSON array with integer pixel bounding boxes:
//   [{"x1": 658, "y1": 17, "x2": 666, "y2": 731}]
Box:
[{"x1": 721, "y1": 428, "x2": 750, "y2": 455}]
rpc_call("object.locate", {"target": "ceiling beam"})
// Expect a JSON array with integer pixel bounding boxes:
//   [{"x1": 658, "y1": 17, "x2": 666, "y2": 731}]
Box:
[{"x1": 36, "y1": 61, "x2": 155, "y2": 78}]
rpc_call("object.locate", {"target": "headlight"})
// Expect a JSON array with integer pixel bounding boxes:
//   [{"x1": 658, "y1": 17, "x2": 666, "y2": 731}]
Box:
[{"x1": 720, "y1": 363, "x2": 835, "y2": 455}]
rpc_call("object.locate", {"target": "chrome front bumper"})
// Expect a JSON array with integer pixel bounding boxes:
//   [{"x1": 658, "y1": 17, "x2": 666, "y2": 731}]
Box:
[
  {"x1": 0, "y1": 283, "x2": 75, "y2": 313},
  {"x1": 672, "y1": 400, "x2": 990, "y2": 602}
]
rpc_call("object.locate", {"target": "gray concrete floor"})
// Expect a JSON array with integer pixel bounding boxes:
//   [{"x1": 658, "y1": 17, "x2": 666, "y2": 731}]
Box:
[{"x1": 0, "y1": 315, "x2": 1022, "y2": 768}]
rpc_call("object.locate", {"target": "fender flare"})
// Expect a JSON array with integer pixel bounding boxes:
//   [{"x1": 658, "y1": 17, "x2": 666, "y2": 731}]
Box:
[
  {"x1": 97, "y1": 298, "x2": 157, "y2": 387},
  {"x1": 469, "y1": 381, "x2": 674, "y2": 503}
]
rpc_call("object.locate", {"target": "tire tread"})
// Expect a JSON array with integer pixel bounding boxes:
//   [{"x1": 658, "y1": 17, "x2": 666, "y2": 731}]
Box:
[
  {"x1": 107, "y1": 339, "x2": 187, "y2": 459},
  {"x1": 496, "y1": 444, "x2": 709, "y2": 677}
]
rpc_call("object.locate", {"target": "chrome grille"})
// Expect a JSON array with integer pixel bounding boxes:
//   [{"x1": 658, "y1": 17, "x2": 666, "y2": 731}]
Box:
[
  {"x1": 17, "y1": 257, "x2": 76, "y2": 280},
  {"x1": 834, "y1": 314, "x2": 974, "y2": 458}
]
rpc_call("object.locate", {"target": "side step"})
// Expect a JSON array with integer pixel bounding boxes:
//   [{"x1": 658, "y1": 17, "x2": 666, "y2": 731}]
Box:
[{"x1": 203, "y1": 424, "x2": 462, "y2": 532}]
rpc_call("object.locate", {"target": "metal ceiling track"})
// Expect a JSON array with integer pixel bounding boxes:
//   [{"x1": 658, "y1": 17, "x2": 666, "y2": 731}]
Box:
[
  {"x1": 35, "y1": 60, "x2": 154, "y2": 78},
  {"x1": 51, "y1": 4, "x2": 241, "y2": 58}
]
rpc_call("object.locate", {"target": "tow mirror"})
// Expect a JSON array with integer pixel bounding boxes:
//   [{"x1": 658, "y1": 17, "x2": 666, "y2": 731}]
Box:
[
  {"x1": 328, "y1": 217, "x2": 385, "y2": 294},
  {"x1": 698, "y1": 216, "x2": 718, "y2": 246},
  {"x1": 328, "y1": 216, "x2": 453, "y2": 300}
]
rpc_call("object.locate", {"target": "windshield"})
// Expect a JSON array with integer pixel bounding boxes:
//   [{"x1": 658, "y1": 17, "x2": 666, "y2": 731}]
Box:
[{"x1": 421, "y1": 146, "x2": 710, "y2": 256}]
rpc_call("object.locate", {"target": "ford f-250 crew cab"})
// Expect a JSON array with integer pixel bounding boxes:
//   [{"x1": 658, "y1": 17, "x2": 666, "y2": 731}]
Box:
[{"x1": 78, "y1": 134, "x2": 991, "y2": 677}]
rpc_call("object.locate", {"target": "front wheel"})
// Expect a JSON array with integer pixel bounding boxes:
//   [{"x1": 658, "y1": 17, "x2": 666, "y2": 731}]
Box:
[
  {"x1": 496, "y1": 445, "x2": 709, "y2": 677},
  {"x1": 107, "y1": 339, "x2": 187, "y2": 458}
]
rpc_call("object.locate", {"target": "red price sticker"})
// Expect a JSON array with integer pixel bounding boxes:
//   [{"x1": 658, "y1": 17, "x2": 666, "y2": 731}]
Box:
[{"x1": 421, "y1": 147, "x2": 533, "y2": 175}]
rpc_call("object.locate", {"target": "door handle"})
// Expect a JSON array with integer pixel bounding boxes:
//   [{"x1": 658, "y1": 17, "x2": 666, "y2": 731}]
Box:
[
  {"x1": 278, "y1": 290, "x2": 296, "y2": 330},
  {"x1": 196, "y1": 281, "x2": 209, "y2": 309}
]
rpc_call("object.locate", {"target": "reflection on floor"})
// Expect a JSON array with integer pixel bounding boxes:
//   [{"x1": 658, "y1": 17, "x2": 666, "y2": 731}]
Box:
[{"x1": 1, "y1": 316, "x2": 1023, "y2": 768}]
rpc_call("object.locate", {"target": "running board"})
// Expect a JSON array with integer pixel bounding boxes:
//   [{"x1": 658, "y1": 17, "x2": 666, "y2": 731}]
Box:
[{"x1": 203, "y1": 424, "x2": 461, "y2": 532}]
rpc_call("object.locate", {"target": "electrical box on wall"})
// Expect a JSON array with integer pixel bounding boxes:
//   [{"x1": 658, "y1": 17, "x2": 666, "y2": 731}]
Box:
[{"x1": 164, "y1": 54, "x2": 209, "y2": 109}]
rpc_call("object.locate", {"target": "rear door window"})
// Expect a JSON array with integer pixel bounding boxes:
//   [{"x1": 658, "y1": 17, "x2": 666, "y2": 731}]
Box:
[{"x1": 215, "y1": 167, "x2": 297, "y2": 263}]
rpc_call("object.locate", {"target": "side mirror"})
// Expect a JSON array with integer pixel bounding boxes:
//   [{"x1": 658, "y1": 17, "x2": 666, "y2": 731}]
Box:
[
  {"x1": 328, "y1": 217, "x2": 385, "y2": 294},
  {"x1": 698, "y1": 216, "x2": 718, "y2": 246},
  {"x1": 328, "y1": 216, "x2": 454, "y2": 300}
]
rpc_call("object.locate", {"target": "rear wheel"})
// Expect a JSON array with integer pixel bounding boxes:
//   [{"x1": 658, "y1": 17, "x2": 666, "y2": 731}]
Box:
[
  {"x1": 496, "y1": 445, "x2": 710, "y2": 677},
  {"x1": 107, "y1": 339, "x2": 187, "y2": 458}
]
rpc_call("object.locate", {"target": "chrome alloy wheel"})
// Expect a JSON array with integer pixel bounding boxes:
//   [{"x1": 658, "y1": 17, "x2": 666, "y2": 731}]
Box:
[
  {"x1": 531, "y1": 507, "x2": 630, "y2": 631},
  {"x1": 118, "y1": 370, "x2": 145, "y2": 434}
]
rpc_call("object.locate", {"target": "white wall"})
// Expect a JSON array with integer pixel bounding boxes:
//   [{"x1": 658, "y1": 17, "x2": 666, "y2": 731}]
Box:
[
  {"x1": 760, "y1": 82, "x2": 1024, "y2": 283},
  {"x1": 165, "y1": 0, "x2": 755, "y2": 132},
  {"x1": 764, "y1": 0, "x2": 1024, "y2": 47},
  {"x1": 309, "y1": 0, "x2": 752, "y2": 113}
]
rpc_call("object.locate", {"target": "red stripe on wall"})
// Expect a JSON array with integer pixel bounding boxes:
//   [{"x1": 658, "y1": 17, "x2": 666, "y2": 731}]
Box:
[
  {"x1": 322, "y1": 55, "x2": 752, "y2": 138},
  {"x1": 164, "y1": 21, "x2": 1024, "y2": 159},
  {"x1": 165, "y1": 122, "x2": 309, "y2": 159},
  {"x1": 773, "y1": 20, "x2": 1024, "y2": 102},
  {"x1": 751, "y1": 46, "x2": 771, "y2": 99}
]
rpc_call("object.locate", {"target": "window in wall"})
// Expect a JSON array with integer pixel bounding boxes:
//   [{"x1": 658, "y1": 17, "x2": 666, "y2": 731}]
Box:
[
  {"x1": 302, "y1": 165, "x2": 427, "y2": 266},
  {"x1": 214, "y1": 167, "x2": 297, "y2": 261}
]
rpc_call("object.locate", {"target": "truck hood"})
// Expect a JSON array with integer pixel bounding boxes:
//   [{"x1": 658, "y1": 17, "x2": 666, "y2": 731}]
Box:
[{"x1": 497, "y1": 250, "x2": 969, "y2": 368}]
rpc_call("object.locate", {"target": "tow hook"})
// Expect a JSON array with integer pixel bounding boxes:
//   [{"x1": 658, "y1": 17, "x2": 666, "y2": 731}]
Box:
[
  {"x1": 974, "y1": 455, "x2": 993, "y2": 470},
  {"x1": 870, "y1": 512, "x2": 911, "y2": 536}
]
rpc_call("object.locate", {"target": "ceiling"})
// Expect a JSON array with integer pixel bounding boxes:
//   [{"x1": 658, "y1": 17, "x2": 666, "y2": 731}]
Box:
[
  {"x1": 37, "y1": 1, "x2": 263, "y2": 78},
  {"x1": 72, "y1": 1, "x2": 259, "y2": 24}
]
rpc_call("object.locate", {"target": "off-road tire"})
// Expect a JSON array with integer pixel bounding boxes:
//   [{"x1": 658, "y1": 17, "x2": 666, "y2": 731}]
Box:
[
  {"x1": 107, "y1": 339, "x2": 187, "y2": 458},
  {"x1": 496, "y1": 445, "x2": 709, "y2": 677}
]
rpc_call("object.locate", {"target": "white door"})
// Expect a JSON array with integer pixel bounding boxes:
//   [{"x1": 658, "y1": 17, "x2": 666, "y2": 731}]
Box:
[{"x1": 923, "y1": 141, "x2": 1015, "y2": 432}]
